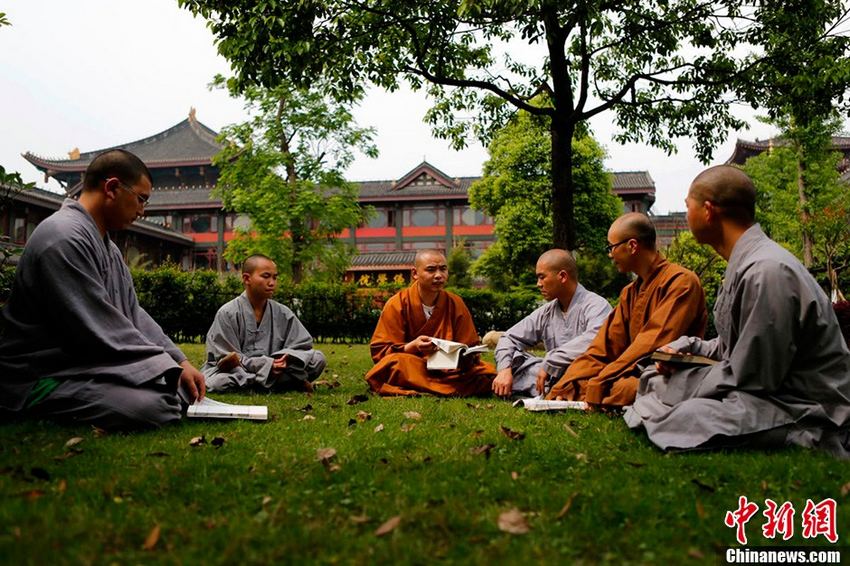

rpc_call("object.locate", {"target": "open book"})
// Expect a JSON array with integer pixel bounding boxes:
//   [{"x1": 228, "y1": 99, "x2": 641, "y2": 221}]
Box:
[
  {"x1": 186, "y1": 396, "x2": 268, "y2": 421},
  {"x1": 512, "y1": 398, "x2": 588, "y2": 412},
  {"x1": 426, "y1": 337, "x2": 490, "y2": 370},
  {"x1": 650, "y1": 351, "x2": 717, "y2": 367}
]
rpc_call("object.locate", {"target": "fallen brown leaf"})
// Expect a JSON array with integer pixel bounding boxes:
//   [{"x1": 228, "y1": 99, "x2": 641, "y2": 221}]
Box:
[
  {"x1": 302, "y1": 414, "x2": 316, "y2": 421},
  {"x1": 500, "y1": 425, "x2": 525, "y2": 441},
  {"x1": 374, "y1": 515, "x2": 401, "y2": 536},
  {"x1": 575, "y1": 453, "x2": 588, "y2": 462},
  {"x1": 688, "y1": 548, "x2": 705, "y2": 559},
  {"x1": 400, "y1": 423, "x2": 416, "y2": 432},
  {"x1": 64, "y1": 437, "x2": 84, "y2": 449},
  {"x1": 374, "y1": 423, "x2": 384, "y2": 433},
  {"x1": 142, "y1": 524, "x2": 160, "y2": 551},
  {"x1": 511, "y1": 471, "x2": 519, "y2": 481},
  {"x1": 403, "y1": 411, "x2": 421, "y2": 420},
  {"x1": 563, "y1": 423, "x2": 579, "y2": 437},
  {"x1": 497, "y1": 508, "x2": 529, "y2": 534},
  {"x1": 695, "y1": 499, "x2": 706, "y2": 520},
  {"x1": 350, "y1": 514, "x2": 370, "y2": 524},
  {"x1": 761, "y1": 480, "x2": 770, "y2": 492},
  {"x1": 22, "y1": 489, "x2": 45, "y2": 501},
  {"x1": 298, "y1": 404, "x2": 313, "y2": 413},
  {"x1": 91, "y1": 426, "x2": 108, "y2": 438},
  {"x1": 356, "y1": 410, "x2": 372, "y2": 422},
  {"x1": 556, "y1": 493, "x2": 577, "y2": 520},
  {"x1": 53, "y1": 449, "x2": 83, "y2": 462},
  {"x1": 470, "y1": 444, "x2": 496, "y2": 458},
  {"x1": 470, "y1": 429, "x2": 484, "y2": 438},
  {"x1": 189, "y1": 436, "x2": 206, "y2": 447},
  {"x1": 841, "y1": 482, "x2": 850, "y2": 497},
  {"x1": 262, "y1": 496, "x2": 272, "y2": 506},
  {"x1": 316, "y1": 448, "x2": 337, "y2": 461},
  {"x1": 57, "y1": 479, "x2": 67, "y2": 493},
  {"x1": 466, "y1": 402, "x2": 481, "y2": 409},
  {"x1": 347, "y1": 394, "x2": 369, "y2": 405}
]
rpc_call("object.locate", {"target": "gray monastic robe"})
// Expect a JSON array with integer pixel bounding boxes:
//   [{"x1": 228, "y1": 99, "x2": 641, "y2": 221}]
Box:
[
  {"x1": 624, "y1": 225, "x2": 850, "y2": 457},
  {"x1": 495, "y1": 285, "x2": 612, "y2": 396},
  {"x1": 201, "y1": 293, "x2": 326, "y2": 392},
  {"x1": 0, "y1": 199, "x2": 186, "y2": 422}
]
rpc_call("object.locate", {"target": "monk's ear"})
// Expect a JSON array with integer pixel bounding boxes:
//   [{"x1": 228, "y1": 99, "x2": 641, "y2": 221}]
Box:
[
  {"x1": 241, "y1": 272, "x2": 251, "y2": 286},
  {"x1": 411, "y1": 267, "x2": 419, "y2": 281}
]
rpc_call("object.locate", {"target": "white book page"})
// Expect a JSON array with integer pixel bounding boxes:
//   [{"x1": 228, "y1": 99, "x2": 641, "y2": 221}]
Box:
[{"x1": 186, "y1": 396, "x2": 268, "y2": 420}]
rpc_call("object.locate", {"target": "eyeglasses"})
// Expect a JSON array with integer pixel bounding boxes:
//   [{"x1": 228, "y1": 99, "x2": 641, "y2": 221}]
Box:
[
  {"x1": 605, "y1": 238, "x2": 632, "y2": 253},
  {"x1": 112, "y1": 179, "x2": 150, "y2": 207}
]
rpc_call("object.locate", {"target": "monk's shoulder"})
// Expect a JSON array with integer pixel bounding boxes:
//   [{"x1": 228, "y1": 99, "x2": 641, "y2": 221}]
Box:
[{"x1": 661, "y1": 261, "x2": 703, "y2": 289}]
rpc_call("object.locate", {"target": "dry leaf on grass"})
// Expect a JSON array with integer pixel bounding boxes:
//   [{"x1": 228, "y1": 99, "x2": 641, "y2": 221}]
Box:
[
  {"x1": 688, "y1": 548, "x2": 705, "y2": 559},
  {"x1": 695, "y1": 500, "x2": 706, "y2": 520},
  {"x1": 470, "y1": 429, "x2": 484, "y2": 438},
  {"x1": 374, "y1": 423, "x2": 384, "y2": 433},
  {"x1": 298, "y1": 404, "x2": 313, "y2": 413},
  {"x1": 511, "y1": 471, "x2": 519, "y2": 481},
  {"x1": 350, "y1": 514, "x2": 370, "y2": 524},
  {"x1": 53, "y1": 450, "x2": 83, "y2": 462},
  {"x1": 556, "y1": 493, "x2": 577, "y2": 520},
  {"x1": 92, "y1": 426, "x2": 108, "y2": 438},
  {"x1": 563, "y1": 423, "x2": 579, "y2": 437},
  {"x1": 497, "y1": 508, "x2": 529, "y2": 534},
  {"x1": 347, "y1": 394, "x2": 369, "y2": 405},
  {"x1": 316, "y1": 448, "x2": 337, "y2": 461},
  {"x1": 841, "y1": 482, "x2": 850, "y2": 497},
  {"x1": 470, "y1": 444, "x2": 496, "y2": 458},
  {"x1": 142, "y1": 524, "x2": 160, "y2": 551},
  {"x1": 499, "y1": 425, "x2": 525, "y2": 441},
  {"x1": 356, "y1": 410, "x2": 372, "y2": 422},
  {"x1": 22, "y1": 489, "x2": 45, "y2": 501},
  {"x1": 403, "y1": 411, "x2": 421, "y2": 420},
  {"x1": 262, "y1": 496, "x2": 272, "y2": 506},
  {"x1": 189, "y1": 436, "x2": 206, "y2": 447},
  {"x1": 374, "y1": 515, "x2": 401, "y2": 536},
  {"x1": 466, "y1": 402, "x2": 481, "y2": 409},
  {"x1": 57, "y1": 479, "x2": 67, "y2": 493},
  {"x1": 302, "y1": 415, "x2": 316, "y2": 421},
  {"x1": 400, "y1": 423, "x2": 416, "y2": 432},
  {"x1": 64, "y1": 437, "x2": 84, "y2": 448}
]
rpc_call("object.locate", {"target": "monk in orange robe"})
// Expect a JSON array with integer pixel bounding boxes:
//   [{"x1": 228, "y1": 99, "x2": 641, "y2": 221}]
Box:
[
  {"x1": 365, "y1": 249, "x2": 496, "y2": 396},
  {"x1": 545, "y1": 213, "x2": 708, "y2": 407}
]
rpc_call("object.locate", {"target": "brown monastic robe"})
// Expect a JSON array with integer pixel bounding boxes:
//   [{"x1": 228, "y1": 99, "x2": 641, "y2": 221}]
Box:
[
  {"x1": 365, "y1": 284, "x2": 496, "y2": 396},
  {"x1": 546, "y1": 256, "x2": 707, "y2": 406}
]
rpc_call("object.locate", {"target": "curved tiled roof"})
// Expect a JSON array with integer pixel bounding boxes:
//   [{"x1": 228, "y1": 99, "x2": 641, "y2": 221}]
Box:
[
  {"x1": 23, "y1": 110, "x2": 222, "y2": 173},
  {"x1": 726, "y1": 136, "x2": 850, "y2": 165},
  {"x1": 349, "y1": 251, "x2": 417, "y2": 270}
]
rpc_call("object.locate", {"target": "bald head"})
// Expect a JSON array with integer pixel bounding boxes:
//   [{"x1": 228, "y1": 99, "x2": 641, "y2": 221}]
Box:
[
  {"x1": 414, "y1": 248, "x2": 446, "y2": 267},
  {"x1": 242, "y1": 254, "x2": 275, "y2": 274},
  {"x1": 610, "y1": 213, "x2": 657, "y2": 250},
  {"x1": 689, "y1": 165, "x2": 756, "y2": 225},
  {"x1": 537, "y1": 248, "x2": 578, "y2": 280}
]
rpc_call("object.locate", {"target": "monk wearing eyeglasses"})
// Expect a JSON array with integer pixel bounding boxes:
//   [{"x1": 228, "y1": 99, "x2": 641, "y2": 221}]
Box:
[{"x1": 546, "y1": 213, "x2": 707, "y2": 407}]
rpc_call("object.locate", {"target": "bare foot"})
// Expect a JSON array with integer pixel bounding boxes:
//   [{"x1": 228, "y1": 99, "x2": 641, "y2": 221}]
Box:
[{"x1": 217, "y1": 351, "x2": 240, "y2": 372}]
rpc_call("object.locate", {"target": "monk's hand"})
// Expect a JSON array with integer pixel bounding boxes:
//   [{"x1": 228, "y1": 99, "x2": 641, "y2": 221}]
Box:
[
  {"x1": 535, "y1": 367, "x2": 549, "y2": 397},
  {"x1": 272, "y1": 354, "x2": 288, "y2": 373},
  {"x1": 179, "y1": 360, "x2": 206, "y2": 402},
  {"x1": 405, "y1": 336, "x2": 436, "y2": 356},
  {"x1": 492, "y1": 368, "x2": 513, "y2": 397},
  {"x1": 654, "y1": 345, "x2": 680, "y2": 377}
]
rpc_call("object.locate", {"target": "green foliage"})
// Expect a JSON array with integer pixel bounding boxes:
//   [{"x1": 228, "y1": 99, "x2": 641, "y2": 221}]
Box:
[
  {"x1": 665, "y1": 231, "x2": 727, "y2": 338},
  {"x1": 575, "y1": 249, "x2": 631, "y2": 304},
  {"x1": 212, "y1": 76, "x2": 377, "y2": 284},
  {"x1": 0, "y1": 165, "x2": 36, "y2": 267},
  {"x1": 179, "y1": 0, "x2": 752, "y2": 248},
  {"x1": 469, "y1": 111, "x2": 620, "y2": 287},
  {"x1": 2, "y1": 344, "x2": 847, "y2": 564},
  {"x1": 452, "y1": 287, "x2": 541, "y2": 333},
  {"x1": 0, "y1": 12, "x2": 9, "y2": 27},
  {"x1": 446, "y1": 242, "x2": 473, "y2": 288}
]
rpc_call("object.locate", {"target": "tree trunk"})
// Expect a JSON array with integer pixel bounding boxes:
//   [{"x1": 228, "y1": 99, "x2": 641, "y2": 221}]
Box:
[
  {"x1": 550, "y1": 112, "x2": 576, "y2": 250},
  {"x1": 795, "y1": 146, "x2": 814, "y2": 268},
  {"x1": 278, "y1": 96, "x2": 304, "y2": 284}
]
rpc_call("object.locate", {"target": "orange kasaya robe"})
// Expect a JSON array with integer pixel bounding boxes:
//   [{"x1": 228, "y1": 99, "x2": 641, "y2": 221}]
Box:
[
  {"x1": 546, "y1": 256, "x2": 708, "y2": 407},
  {"x1": 365, "y1": 284, "x2": 496, "y2": 397}
]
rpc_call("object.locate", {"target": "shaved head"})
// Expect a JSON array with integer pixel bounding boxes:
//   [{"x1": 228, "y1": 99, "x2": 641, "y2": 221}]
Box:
[
  {"x1": 610, "y1": 213, "x2": 657, "y2": 250},
  {"x1": 242, "y1": 254, "x2": 275, "y2": 274},
  {"x1": 689, "y1": 165, "x2": 756, "y2": 224},
  {"x1": 414, "y1": 248, "x2": 446, "y2": 267},
  {"x1": 537, "y1": 248, "x2": 578, "y2": 280}
]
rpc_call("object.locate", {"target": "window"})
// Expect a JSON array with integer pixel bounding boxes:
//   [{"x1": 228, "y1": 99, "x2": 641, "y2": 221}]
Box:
[
  {"x1": 453, "y1": 206, "x2": 491, "y2": 226},
  {"x1": 367, "y1": 209, "x2": 397, "y2": 229},
  {"x1": 194, "y1": 248, "x2": 217, "y2": 269},
  {"x1": 403, "y1": 206, "x2": 445, "y2": 227},
  {"x1": 357, "y1": 242, "x2": 396, "y2": 252},
  {"x1": 402, "y1": 241, "x2": 445, "y2": 251},
  {"x1": 182, "y1": 214, "x2": 218, "y2": 234},
  {"x1": 12, "y1": 217, "x2": 25, "y2": 244}
]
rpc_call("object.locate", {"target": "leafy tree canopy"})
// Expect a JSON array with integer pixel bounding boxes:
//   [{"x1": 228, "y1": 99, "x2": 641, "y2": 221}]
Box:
[{"x1": 212, "y1": 76, "x2": 378, "y2": 283}]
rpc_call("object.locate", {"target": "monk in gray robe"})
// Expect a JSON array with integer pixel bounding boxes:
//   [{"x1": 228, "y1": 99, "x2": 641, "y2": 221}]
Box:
[
  {"x1": 202, "y1": 255, "x2": 326, "y2": 392},
  {"x1": 493, "y1": 249, "x2": 611, "y2": 397},
  {"x1": 625, "y1": 166, "x2": 850, "y2": 458},
  {"x1": 0, "y1": 150, "x2": 205, "y2": 429}
]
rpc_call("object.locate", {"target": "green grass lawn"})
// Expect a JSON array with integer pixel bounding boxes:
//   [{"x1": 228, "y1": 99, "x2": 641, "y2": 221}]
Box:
[{"x1": 1, "y1": 343, "x2": 846, "y2": 565}]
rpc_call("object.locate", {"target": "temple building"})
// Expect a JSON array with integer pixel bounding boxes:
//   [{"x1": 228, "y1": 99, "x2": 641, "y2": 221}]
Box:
[{"x1": 12, "y1": 110, "x2": 658, "y2": 278}]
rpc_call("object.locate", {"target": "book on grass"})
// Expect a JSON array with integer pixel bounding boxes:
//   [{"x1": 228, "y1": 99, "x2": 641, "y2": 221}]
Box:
[
  {"x1": 650, "y1": 350, "x2": 717, "y2": 367},
  {"x1": 186, "y1": 396, "x2": 268, "y2": 421},
  {"x1": 512, "y1": 397, "x2": 588, "y2": 412},
  {"x1": 426, "y1": 337, "x2": 490, "y2": 370}
]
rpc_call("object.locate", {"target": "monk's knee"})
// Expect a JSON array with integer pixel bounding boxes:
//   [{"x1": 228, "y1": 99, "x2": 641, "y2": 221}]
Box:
[{"x1": 307, "y1": 350, "x2": 327, "y2": 381}]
